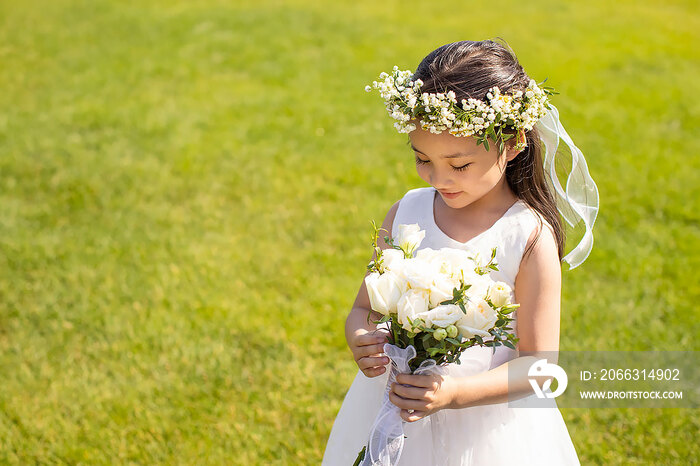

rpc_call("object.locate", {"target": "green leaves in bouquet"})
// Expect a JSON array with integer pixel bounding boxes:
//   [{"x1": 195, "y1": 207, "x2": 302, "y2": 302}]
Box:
[
  {"x1": 412, "y1": 283, "x2": 521, "y2": 364},
  {"x1": 365, "y1": 220, "x2": 410, "y2": 274},
  {"x1": 484, "y1": 302, "x2": 520, "y2": 353},
  {"x1": 366, "y1": 312, "x2": 393, "y2": 336},
  {"x1": 390, "y1": 322, "x2": 475, "y2": 372},
  {"x1": 377, "y1": 303, "x2": 520, "y2": 371},
  {"x1": 353, "y1": 445, "x2": 366, "y2": 466},
  {"x1": 472, "y1": 247, "x2": 499, "y2": 275},
  {"x1": 366, "y1": 220, "x2": 387, "y2": 274},
  {"x1": 438, "y1": 283, "x2": 472, "y2": 310},
  {"x1": 383, "y1": 235, "x2": 408, "y2": 257}
]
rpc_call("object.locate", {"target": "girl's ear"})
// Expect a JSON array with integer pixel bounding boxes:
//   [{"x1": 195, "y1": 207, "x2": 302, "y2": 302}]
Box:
[{"x1": 504, "y1": 131, "x2": 527, "y2": 162}]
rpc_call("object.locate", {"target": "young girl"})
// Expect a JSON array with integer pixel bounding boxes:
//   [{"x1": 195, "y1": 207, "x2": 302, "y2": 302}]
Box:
[{"x1": 323, "y1": 39, "x2": 597, "y2": 465}]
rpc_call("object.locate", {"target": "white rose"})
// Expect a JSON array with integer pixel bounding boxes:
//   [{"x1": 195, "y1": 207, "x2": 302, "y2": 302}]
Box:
[
  {"x1": 436, "y1": 247, "x2": 474, "y2": 280},
  {"x1": 397, "y1": 289, "x2": 430, "y2": 331},
  {"x1": 487, "y1": 281, "x2": 512, "y2": 308},
  {"x1": 429, "y1": 274, "x2": 459, "y2": 308},
  {"x1": 381, "y1": 249, "x2": 405, "y2": 271},
  {"x1": 463, "y1": 274, "x2": 492, "y2": 302},
  {"x1": 416, "y1": 247, "x2": 448, "y2": 274},
  {"x1": 456, "y1": 299, "x2": 498, "y2": 339},
  {"x1": 394, "y1": 224, "x2": 425, "y2": 255},
  {"x1": 365, "y1": 271, "x2": 404, "y2": 315},
  {"x1": 415, "y1": 247, "x2": 441, "y2": 264},
  {"x1": 418, "y1": 304, "x2": 463, "y2": 329},
  {"x1": 397, "y1": 257, "x2": 435, "y2": 291}
]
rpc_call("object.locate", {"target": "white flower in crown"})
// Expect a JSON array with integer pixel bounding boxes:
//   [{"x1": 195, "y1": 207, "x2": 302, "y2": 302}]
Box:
[{"x1": 366, "y1": 67, "x2": 555, "y2": 154}]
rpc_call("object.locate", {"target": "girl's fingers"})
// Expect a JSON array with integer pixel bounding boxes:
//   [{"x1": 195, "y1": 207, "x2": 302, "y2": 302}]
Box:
[
  {"x1": 354, "y1": 343, "x2": 387, "y2": 358},
  {"x1": 400, "y1": 409, "x2": 426, "y2": 423},
  {"x1": 389, "y1": 391, "x2": 426, "y2": 412},
  {"x1": 351, "y1": 331, "x2": 391, "y2": 377},
  {"x1": 357, "y1": 356, "x2": 389, "y2": 370},
  {"x1": 355, "y1": 333, "x2": 388, "y2": 346},
  {"x1": 361, "y1": 365, "x2": 387, "y2": 378},
  {"x1": 392, "y1": 382, "x2": 427, "y2": 401},
  {"x1": 395, "y1": 373, "x2": 437, "y2": 388},
  {"x1": 370, "y1": 328, "x2": 391, "y2": 339}
]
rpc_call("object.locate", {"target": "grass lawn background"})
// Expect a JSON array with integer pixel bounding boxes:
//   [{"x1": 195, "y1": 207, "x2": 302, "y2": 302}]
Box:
[{"x1": 0, "y1": 0, "x2": 698, "y2": 463}]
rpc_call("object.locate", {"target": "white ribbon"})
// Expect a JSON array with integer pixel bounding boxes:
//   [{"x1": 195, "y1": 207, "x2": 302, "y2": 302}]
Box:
[
  {"x1": 536, "y1": 105, "x2": 599, "y2": 269},
  {"x1": 360, "y1": 344, "x2": 447, "y2": 466}
]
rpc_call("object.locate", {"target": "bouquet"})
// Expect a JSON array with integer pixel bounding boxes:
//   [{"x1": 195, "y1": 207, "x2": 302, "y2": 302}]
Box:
[{"x1": 354, "y1": 223, "x2": 519, "y2": 466}]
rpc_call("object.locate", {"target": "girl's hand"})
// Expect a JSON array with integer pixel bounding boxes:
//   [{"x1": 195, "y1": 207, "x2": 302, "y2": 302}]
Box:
[
  {"x1": 349, "y1": 328, "x2": 391, "y2": 378},
  {"x1": 389, "y1": 373, "x2": 457, "y2": 422}
]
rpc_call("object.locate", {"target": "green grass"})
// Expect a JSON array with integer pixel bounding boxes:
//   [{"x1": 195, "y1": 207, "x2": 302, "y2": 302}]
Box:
[{"x1": 0, "y1": 0, "x2": 698, "y2": 464}]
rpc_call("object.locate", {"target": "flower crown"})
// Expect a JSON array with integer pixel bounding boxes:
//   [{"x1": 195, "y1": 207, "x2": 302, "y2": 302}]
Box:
[{"x1": 365, "y1": 66, "x2": 556, "y2": 153}]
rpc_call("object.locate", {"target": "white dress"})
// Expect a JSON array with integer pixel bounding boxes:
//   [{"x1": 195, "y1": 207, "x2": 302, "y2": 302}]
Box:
[{"x1": 322, "y1": 187, "x2": 580, "y2": 465}]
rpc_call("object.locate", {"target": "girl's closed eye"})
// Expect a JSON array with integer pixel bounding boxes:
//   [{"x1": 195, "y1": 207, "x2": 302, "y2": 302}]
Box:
[
  {"x1": 415, "y1": 155, "x2": 471, "y2": 172},
  {"x1": 415, "y1": 155, "x2": 430, "y2": 165}
]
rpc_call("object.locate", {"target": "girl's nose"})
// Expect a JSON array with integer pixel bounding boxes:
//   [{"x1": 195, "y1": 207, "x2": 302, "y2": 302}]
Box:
[{"x1": 429, "y1": 168, "x2": 452, "y2": 190}]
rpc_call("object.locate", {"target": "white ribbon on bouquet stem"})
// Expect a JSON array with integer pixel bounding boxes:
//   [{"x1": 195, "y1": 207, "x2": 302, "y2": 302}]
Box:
[{"x1": 360, "y1": 343, "x2": 448, "y2": 466}]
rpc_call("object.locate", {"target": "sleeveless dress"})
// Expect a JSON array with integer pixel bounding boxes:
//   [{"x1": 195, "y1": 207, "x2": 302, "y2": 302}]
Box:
[{"x1": 322, "y1": 187, "x2": 580, "y2": 465}]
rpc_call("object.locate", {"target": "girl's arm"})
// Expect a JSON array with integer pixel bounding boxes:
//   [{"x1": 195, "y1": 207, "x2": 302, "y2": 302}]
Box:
[
  {"x1": 389, "y1": 221, "x2": 563, "y2": 419},
  {"x1": 345, "y1": 201, "x2": 400, "y2": 378}
]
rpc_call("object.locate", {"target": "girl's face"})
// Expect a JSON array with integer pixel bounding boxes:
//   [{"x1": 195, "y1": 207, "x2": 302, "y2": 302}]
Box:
[{"x1": 408, "y1": 126, "x2": 519, "y2": 209}]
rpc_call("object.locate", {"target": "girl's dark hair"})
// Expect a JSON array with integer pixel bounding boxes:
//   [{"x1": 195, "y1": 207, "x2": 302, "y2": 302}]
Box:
[{"x1": 413, "y1": 39, "x2": 565, "y2": 261}]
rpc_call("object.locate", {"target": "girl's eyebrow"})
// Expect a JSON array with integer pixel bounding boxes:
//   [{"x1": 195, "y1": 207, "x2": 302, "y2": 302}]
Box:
[{"x1": 410, "y1": 143, "x2": 471, "y2": 159}]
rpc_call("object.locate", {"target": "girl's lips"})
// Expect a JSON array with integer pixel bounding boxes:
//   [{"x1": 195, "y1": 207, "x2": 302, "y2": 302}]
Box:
[{"x1": 439, "y1": 190, "x2": 462, "y2": 199}]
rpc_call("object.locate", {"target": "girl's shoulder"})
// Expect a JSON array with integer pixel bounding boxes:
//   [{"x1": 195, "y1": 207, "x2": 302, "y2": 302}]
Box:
[
  {"x1": 519, "y1": 200, "x2": 555, "y2": 237},
  {"x1": 517, "y1": 200, "x2": 559, "y2": 267}
]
